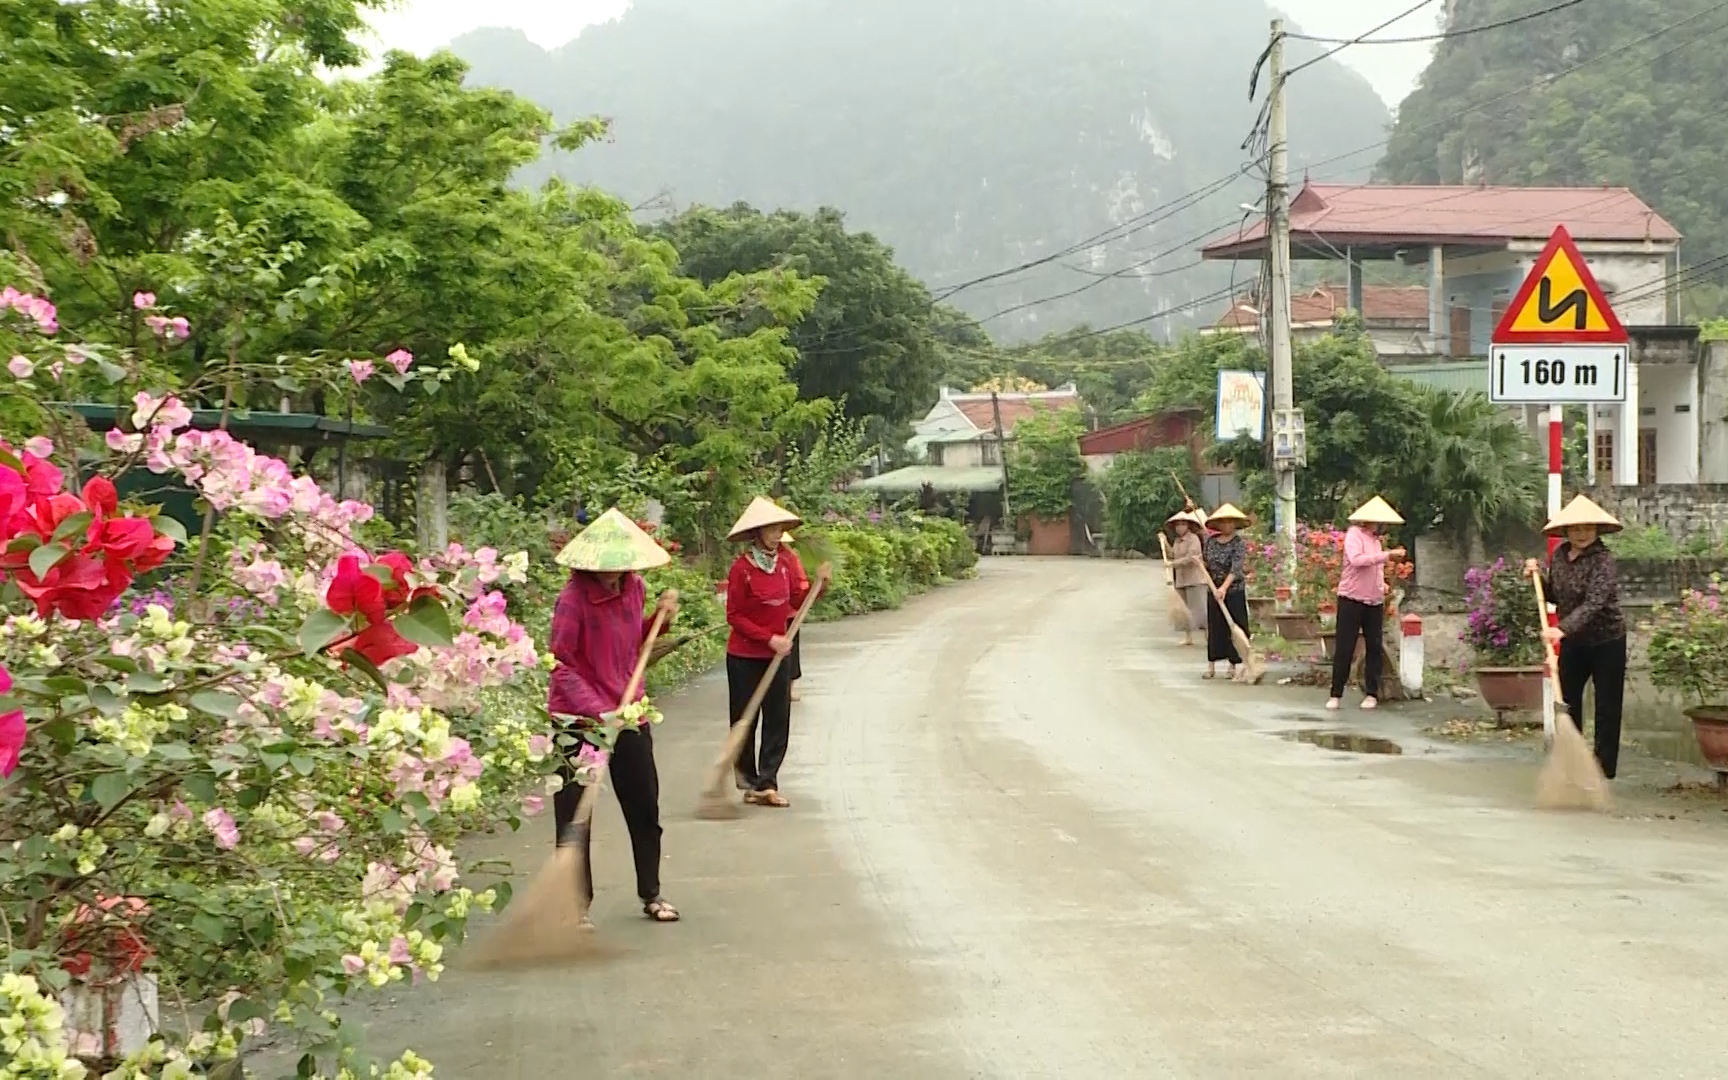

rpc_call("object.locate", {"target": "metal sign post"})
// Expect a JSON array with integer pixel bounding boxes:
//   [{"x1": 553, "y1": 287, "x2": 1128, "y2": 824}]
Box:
[{"x1": 1489, "y1": 224, "x2": 1630, "y2": 743}]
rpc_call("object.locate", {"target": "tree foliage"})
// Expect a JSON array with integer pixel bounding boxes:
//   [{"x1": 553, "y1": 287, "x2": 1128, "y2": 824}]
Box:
[
  {"x1": 1007, "y1": 407, "x2": 1086, "y2": 520},
  {"x1": 1100, "y1": 447, "x2": 1198, "y2": 554},
  {"x1": 654, "y1": 204, "x2": 946, "y2": 424}
]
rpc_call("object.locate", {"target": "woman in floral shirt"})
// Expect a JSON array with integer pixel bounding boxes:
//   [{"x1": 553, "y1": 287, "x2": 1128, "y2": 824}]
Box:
[
  {"x1": 1526, "y1": 495, "x2": 1628, "y2": 779},
  {"x1": 1201, "y1": 504, "x2": 1252, "y2": 680}
]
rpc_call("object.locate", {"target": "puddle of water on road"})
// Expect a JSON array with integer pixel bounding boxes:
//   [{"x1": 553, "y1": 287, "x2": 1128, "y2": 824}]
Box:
[{"x1": 1284, "y1": 730, "x2": 1404, "y2": 755}]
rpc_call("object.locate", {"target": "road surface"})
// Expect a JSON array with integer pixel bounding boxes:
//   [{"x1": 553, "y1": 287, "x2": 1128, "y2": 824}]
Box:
[{"x1": 348, "y1": 559, "x2": 1728, "y2": 1079}]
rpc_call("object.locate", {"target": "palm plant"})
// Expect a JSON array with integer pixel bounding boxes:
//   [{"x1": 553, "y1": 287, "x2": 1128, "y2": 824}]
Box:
[{"x1": 1410, "y1": 388, "x2": 1544, "y2": 542}]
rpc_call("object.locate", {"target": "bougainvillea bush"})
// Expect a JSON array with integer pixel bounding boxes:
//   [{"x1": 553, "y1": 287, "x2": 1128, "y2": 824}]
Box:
[
  {"x1": 0, "y1": 291, "x2": 563, "y2": 1077},
  {"x1": 1460, "y1": 559, "x2": 1544, "y2": 667}
]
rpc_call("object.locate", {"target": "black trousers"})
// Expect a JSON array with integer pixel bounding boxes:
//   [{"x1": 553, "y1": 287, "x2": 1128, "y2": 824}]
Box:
[
  {"x1": 1329, "y1": 596, "x2": 1386, "y2": 699},
  {"x1": 788, "y1": 631, "x2": 803, "y2": 682},
  {"x1": 553, "y1": 725, "x2": 662, "y2": 902},
  {"x1": 726, "y1": 653, "x2": 793, "y2": 791},
  {"x1": 1557, "y1": 635, "x2": 1627, "y2": 780},
  {"x1": 1206, "y1": 588, "x2": 1250, "y2": 664}
]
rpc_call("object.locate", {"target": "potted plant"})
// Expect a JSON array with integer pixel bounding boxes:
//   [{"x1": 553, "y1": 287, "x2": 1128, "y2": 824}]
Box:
[
  {"x1": 1459, "y1": 559, "x2": 1546, "y2": 712},
  {"x1": 1275, "y1": 525, "x2": 1343, "y2": 642},
  {"x1": 1241, "y1": 535, "x2": 1282, "y2": 625},
  {"x1": 1646, "y1": 578, "x2": 1728, "y2": 778}
]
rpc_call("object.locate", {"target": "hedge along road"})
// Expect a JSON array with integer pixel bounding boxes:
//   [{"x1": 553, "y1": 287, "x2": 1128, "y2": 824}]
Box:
[{"x1": 330, "y1": 559, "x2": 1728, "y2": 1079}]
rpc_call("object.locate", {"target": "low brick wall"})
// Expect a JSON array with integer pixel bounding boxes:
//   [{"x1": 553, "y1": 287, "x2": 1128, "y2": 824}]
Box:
[
  {"x1": 1616, "y1": 556, "x2": 1728, "y2": 603},
  {"x1": 1588, "y1": 484, "x2": 1728, "y2": 537}
]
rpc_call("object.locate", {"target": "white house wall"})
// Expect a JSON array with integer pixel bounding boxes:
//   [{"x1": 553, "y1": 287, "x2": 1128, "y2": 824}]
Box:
[{"x1": 1640, "y1": 363, "x2": 1700, "y2": 484}]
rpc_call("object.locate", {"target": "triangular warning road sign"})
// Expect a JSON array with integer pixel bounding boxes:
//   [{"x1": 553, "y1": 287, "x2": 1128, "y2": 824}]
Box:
[{"x1": 1492, "y1": 225, "x2": 1628, "y2": 345}]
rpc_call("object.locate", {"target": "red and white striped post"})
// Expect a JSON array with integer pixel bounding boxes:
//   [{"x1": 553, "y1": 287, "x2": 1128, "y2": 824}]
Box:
[{"x1": 1543, "y1": 405, "x2": 1564, "y2": 740}]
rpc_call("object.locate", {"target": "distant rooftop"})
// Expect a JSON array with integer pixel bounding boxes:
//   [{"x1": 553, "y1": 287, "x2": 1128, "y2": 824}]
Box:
[
  {"x1": 1213, "y1": 285, "x2": 1430, "y2": 332},
  {"x1": 1203, "y1": 182, "x2": 1680, "y2": 262}
]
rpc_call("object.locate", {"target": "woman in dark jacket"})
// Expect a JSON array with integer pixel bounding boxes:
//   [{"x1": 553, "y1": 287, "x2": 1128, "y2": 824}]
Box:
[
  {"x1": 1201, "y1": 503, "x2": 1252, "y2": 681},
  {"x1": 1526, "y1": 495, "x2": 1627, "y2": 780}
]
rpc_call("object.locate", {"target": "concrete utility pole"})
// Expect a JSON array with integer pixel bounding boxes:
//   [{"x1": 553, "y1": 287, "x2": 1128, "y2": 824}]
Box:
[
  {"x1": 1267, "y1": 19, "x2": 1298, "y2": 547},
  {"x1": 990, "y1": 391, "x2": 1013, "y2": 521}
]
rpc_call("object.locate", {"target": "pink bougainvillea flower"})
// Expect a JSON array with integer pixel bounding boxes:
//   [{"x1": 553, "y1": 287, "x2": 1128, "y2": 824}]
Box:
[
  {"x1": 202, "y1": 808, "x2": 240, "y2": 850},
  {"x1": 132, "y1": 291, "x2": 156, "y2": 310},
  {"x1": 7, "y1": 356, "x2": 32, "y2": 379},
  {"x1": 520, "y1": 794, "x2": 545, "y2": 817},
  {"x1": 0, "y1": 664, "x2": 24, "y2": 778},
  {"x1": 22, "y1": 437, "x2": 51, "y2": 460},
  {"x1": 341, "y1": 954, "x2": 365, "y2": 976},
  {"x1": 167, "y1": 317, "x2": 190, "y2": 340},
  {"x1": 385, "y1": 349, "x2": 414, "y2": 375},
  {"x1": 348, "y1": 360, "x2": 374, "y2": 384}
]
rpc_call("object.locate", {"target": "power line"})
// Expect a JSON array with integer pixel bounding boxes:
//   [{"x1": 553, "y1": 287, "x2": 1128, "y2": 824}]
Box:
[
  {"x1": 1288, "y1": 0, "x2": 1586, "y2": 48},
  {"x1": 1285, "y1": 0, "x2": 1441, "y2": 79}
]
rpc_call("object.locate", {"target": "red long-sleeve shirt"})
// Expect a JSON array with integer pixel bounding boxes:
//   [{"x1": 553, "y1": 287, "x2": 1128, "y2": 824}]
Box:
[
  {"x1": 725, "y1": 550, "x2": 809, "y2": 659},
  {"x1": 547, "y1": 571, "x2": 658, "y2": 720}
]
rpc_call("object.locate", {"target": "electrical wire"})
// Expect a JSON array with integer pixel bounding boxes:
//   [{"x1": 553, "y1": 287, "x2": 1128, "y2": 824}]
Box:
[
  {"x1": 1285, "y1": 0, "x2": 1441, "y2": 79},
  {"x1": 1288, "y1": 0, "x2": 1587, "y2": 48}
]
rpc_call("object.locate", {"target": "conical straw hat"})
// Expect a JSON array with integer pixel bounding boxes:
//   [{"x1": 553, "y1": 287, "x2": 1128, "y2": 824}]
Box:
[
  {"x1": 727, "y1": 496, "x2": 802, "y2": 542},
  {"x1": 1543, "y1": 494, "x2": 1622, "y2": 537},
  {"x1": 1207, "y1": 503, "x2": 1250, "y2": 525},
  {"x1": 1165, "y1": 509, "x2": 1198, "y2": 526},
  {"x1": 1348, "y1": 496, "x2": 1405, "y2": 526},
  {"x1": 555, "y1": 508, "x2": 671, "y2": 572}
]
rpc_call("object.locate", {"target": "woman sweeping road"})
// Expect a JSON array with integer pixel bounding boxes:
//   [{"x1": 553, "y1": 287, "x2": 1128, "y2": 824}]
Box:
[
  {"x1": 725, "y1": 497, "x2": 831, "y2": 808},
  {"x1": 1525, "y1": 495, "x2": 1628, "y2": 781},
  {"x1": 1202, "y1": 503, "x2": 1252, "y2": 681},
  {"x1": 548, "y1": 509, "x2": 682, "y2": 924},
  {"x1": 1327, "y1": 496, "x2": 1408, "y2": 712},
  {"x1": 1167, "y1": 509, "x2": 1209, "y2": 647}
]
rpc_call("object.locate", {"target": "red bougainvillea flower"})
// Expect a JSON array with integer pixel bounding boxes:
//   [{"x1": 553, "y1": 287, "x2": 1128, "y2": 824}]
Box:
[
  {"x1": 326, "y1": 554, "x2": 388, "y2": 625},
  {"x1": 81, "y1": 475, "x2": 118, "y2": 518},
  {"x1": 350, "y1": 621, "x2": 419, "y2": 667},
  {"x1": 373, "y1": 551, "x2": 415, "y2": 608},
  {"x1": 0, "y1": 664, "x2": 24, "y2": 778}
]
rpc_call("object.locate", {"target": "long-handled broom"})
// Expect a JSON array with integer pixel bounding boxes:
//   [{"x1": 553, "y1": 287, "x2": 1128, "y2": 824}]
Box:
[
  {"x1": 463, "y1": 608, "x2": 669, "y2": 971},
  {"x1": 1155, "y1": 532, "x2": 1197, "y2": 636},
  {"x1": 1532, "y1": 573, "x2": 1612, "y2": 812},
  {"x1": 1213, "y1": 586, "x2": 1265, "y2": 684},
  {"x1": 697, "y1": 578, "x2": 826, "y2": 821}
]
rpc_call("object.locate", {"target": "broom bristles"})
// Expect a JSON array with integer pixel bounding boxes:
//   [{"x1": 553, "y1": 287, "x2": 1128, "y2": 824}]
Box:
[
  {"x1": 459, "y1": 848, "x2": 622, "y2": 971},
  {"x1": 1536, "y1": 707, "x2": 1612, "y2": 811}
]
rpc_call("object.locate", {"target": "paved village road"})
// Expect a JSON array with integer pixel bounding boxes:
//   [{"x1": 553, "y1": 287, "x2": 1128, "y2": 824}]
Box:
[{"x1": 348, "y1": 559, "x2": 1728, "y2": 1080}]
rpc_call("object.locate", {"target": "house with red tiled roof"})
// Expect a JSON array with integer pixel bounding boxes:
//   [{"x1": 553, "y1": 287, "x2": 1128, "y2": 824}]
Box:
[
  {"x1": 853, "y1": 383, "x2": 1081, "y2": 500},
  {"x1": 1209, "y1": 285, "x2": 1432, "y2": 356},
  {"x1": 1202, "y1": 181, "x2": 1698, "y2": 486}
]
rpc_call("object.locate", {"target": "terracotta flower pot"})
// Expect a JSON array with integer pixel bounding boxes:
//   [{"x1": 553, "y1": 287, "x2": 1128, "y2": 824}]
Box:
[
  {"x1": 1319, "y1": 630, "x2": 1366, "y2": 663},
  {"x1": 1684, "y1": 706, "x2": 1728, "y2": 774},
  {"x1": 1474, "y1": 666, "x2": 1546, "y2": 712},
  {"x1": 1275, "y1": 585, "x2": 1293, "y2": 603},
  {"x1": 1274, "y1": 612, "x2": 1320, "y2": 642},
  {"x1": 1246, "y1": 596, "x2": 1276, "y2": 625}
]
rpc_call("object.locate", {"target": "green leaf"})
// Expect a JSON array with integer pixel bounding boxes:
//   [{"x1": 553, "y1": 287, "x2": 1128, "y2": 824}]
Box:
[
  {"x1": 124, "y1": 673, "x2": 171, "y2": 694},
  {"x1": 392, "y1": 594, "x2": 454, "y2": 649},
  {"x1": 289, "y1": 753, "x2": 315, "y2": 776},
  {"x1": 192, "y1": 913, "x2": 229, "y2": 944},
  {"x1": 50, "y1": 512, "x2": 92, "y2": 545},
  {"x1": 259, "y1": 750, "x2": 289, "y2": 773},
  {"x1": 89, "y1": 684, "x2": 127, "y2": 716},
  {"x1": 6, "y1": 534, "x2": 41, "y2": 554},
  {"x1": 272, "y1": 375, "x2": 304, "y2": 393},
  {"x1": 94, "y1": 656, "x2": 139, "y2": 675},
  {"x1": 153, "y1": 741, "x2": 194, "y2": 761},
  {"x1": 154, "y1": 515, "x2": 188, "y2": 545},
  {"x1": 190, "y1": 691, "x2": 243, "y2": 719},
  {"x1": 91, "y1": 772, "x2": 132, "y2": 811},
  {"x1": 0, "y1": 448, "x2": 20, "y2": 472},
  {"x1": 182, "y1": 773, "x2": 218, "y2": 804},
  {"x1": 28, "y1": 543, "x2": 67, "y2": 579},
  {"x1": 298, "y1": 608, "x2": 351, "y2": 655},
  {"x1": 226, "y1": 996, "x2": 268, "y2": 1025},
  {"x1": 363, "y1": 564, "x2": 398, "y2": 586},
  {"x1": 339, "y1": 648, "x2": 388, "y2": 692},
  {"x1": 380, "y1": 809, "x2": 408, "y2": 834},
  {"x1": 94, "y1": 358, "x2": 127, "y2": 385}
]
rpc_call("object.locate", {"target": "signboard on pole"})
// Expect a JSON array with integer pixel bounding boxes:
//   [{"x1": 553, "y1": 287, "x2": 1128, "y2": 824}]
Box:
[
  {"x1": 1488, "y1": 225, "x2": 1629, "y2": 404},
  {"x1": 1216, "y1": 370, "x2": 1265, "y2": 441}
]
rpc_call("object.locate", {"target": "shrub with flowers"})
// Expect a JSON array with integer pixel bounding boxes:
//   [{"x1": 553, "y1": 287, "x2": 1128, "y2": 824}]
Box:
[
  {"x1": 1460, "y1": 559, "x2": 1544, "y2": 667},
  {"x1": 0, "y1": 289, "x2": 573, "y2": 1077},
  {"x1": 1646, "y1": 576, "x2": 1728, "y2": 706}
]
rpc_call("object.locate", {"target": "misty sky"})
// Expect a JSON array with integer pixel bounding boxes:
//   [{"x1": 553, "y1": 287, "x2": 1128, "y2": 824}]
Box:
[{"x1": 361, "y1": 0, "x2": 1439, "y2": 108}]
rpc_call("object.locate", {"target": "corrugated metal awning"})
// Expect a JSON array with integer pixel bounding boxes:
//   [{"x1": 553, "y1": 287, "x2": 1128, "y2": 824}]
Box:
[{"x1": 851, "y1": 466, "x2": 1004, "y2": 495}]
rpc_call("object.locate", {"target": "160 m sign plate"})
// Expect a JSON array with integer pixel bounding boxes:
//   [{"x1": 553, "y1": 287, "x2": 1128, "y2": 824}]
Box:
[{"x1": 1490, "y1": 346, "x2": 1626, "y2": 403}]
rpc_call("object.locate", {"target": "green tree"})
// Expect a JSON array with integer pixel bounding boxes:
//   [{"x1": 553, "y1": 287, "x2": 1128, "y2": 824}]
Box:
[
  {"x1": 656, "y1": 203, "x2": 945, "y2": 423},
  {"x1": 1100, "y1": 447, "x2": 1198, "y2": 553},
  {"x1": 1007, "y1": 407, "x2": 1086, "y2": 520},
  {"x1": 1404, "y1": 387, "x2": 1544, "y2": 543}
]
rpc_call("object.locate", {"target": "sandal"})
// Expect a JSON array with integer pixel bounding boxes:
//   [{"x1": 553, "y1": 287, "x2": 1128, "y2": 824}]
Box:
[
  {"x1": 756, "y1": 789, "x2": 790, "y2": 808},
  {"x1": 642, "y1": 897, "x2": 680, "y2": 923}
]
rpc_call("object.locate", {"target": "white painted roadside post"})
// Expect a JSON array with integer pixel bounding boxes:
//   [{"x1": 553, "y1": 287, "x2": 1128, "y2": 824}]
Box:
[
  {"x1": 1399, "y1": 612, "x2": 1424, "y2": 696},
  {"x1": 1489, "y1": 224, "x2": 1630, "y2": 743}
]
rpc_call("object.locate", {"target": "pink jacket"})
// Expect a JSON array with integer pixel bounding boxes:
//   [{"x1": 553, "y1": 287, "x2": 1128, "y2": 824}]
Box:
[{"x1": 1337, "y1": 525, "x2": 1389, "y2": 605}]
